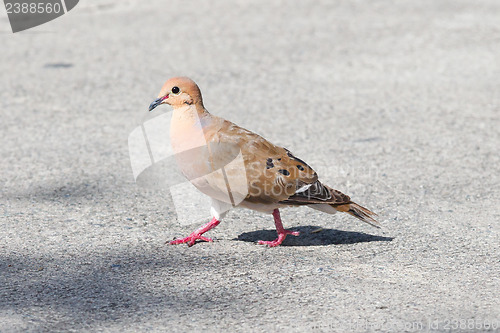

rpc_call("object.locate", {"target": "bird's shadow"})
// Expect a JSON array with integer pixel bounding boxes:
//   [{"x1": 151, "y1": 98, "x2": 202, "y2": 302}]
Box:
[{"x1": 235, "y1": 225, "x2": 393, "y2": 246}]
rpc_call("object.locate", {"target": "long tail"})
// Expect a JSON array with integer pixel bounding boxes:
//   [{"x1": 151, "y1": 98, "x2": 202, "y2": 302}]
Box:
[{"x1": 334, "y1": 202, "x2": 380, "y2": 228}]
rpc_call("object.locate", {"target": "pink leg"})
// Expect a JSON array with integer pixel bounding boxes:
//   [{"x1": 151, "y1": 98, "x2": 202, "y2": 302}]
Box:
[
  {"x1": 258, "y1": 209, "x2": 300, "y2": 247},
  {"x1": 169, "y1": 217, "x2": 221, "y2": 247}
]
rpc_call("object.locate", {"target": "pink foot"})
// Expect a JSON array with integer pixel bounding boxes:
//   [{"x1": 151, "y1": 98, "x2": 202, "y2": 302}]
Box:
[
  {"x1": 168, "y1": 217, "x2": 220, "y2": 247},
  {"x1": 257, "y1": 209, "x2": 299, "y2": 247},
  {"x1": 169, "y1": 233, "x2": 213, "y2": 247},
  {"x1": 258, "y1": 229, "x2": 300, "y2": 247}
]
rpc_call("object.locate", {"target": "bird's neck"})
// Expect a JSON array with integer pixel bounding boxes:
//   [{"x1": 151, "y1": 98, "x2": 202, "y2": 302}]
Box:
[
  {"x1": 170, "y1": 103, "x2": 212, "y2": 154},
  {"x1": 171, "y1": 103, "x2": 208, "y2": 123}
]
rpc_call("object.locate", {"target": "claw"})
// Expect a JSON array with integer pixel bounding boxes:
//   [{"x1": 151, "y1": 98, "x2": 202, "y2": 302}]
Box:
[
  {"x1": 257, "y1": 209, "x2": 299, "y2": 247},
  {"x1": 168, "y1": 234, "x2": 214, "y2": 246},
  {"x1": 168, "y1": 217, "x2": 220, "y2": 247},
  {"x1": 258, "y1": 229, "x2": 299, "y2": 247}
]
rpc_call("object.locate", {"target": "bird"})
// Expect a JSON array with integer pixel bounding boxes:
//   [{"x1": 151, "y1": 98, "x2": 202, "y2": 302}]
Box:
[{"x1": 148, "y1": 77, "x2": 379, "y2": 247}]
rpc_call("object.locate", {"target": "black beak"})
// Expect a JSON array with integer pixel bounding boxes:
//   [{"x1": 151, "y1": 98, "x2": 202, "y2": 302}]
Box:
[{"x1": 148, "y1": 97, "x2": 164, "y2": 112}]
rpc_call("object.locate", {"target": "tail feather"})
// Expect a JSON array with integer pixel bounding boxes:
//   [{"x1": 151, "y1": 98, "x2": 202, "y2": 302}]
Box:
[{"x1": 334, "y1": 202, "x2": 380, "y2": 228}]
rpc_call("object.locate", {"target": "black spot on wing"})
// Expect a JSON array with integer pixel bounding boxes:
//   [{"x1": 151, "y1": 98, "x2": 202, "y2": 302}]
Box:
[
  {"x1": 266, "y1": 158, "x2": 274, "y2": 169},
  {"x1": 296, "y1": 165, "x2": 304, "y2": 171},
  {"x1": 278, "y1": 169, "x2": 290, "y2": 176}
]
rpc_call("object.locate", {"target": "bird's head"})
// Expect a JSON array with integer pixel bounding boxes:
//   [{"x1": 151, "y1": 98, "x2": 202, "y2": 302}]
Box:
[{"x1": 148, "y1": 77, "x2": 203, "y2": 112}]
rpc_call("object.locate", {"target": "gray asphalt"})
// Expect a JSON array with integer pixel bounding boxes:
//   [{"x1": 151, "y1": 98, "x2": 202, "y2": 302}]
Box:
[{"x1": 1, "y1": 1, "x2": 499, "y2": 332}]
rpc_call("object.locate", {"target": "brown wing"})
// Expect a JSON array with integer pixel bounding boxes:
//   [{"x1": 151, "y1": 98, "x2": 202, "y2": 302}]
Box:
[
  {"x1": 201, "y1": 115, "x2": 375, "y2": 224},
  {"x1": 207, "y1": 118, "x2": 319, "y2": 204}
]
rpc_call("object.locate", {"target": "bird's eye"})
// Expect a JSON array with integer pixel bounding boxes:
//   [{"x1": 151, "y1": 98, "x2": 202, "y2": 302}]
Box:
[{"x1": 171, "y1": 86, "x2": 180, "y2": 95}]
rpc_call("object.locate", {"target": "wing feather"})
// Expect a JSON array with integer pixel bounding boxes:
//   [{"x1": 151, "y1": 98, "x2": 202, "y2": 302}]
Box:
[{"x1": 205, "y1": 117, "x2": 349, "y2": 206}]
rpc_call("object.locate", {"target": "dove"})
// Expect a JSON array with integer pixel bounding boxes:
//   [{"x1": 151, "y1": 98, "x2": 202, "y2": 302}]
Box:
[{"x1": 148, "y1": 77, "x2": 379, "y2": 247}]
